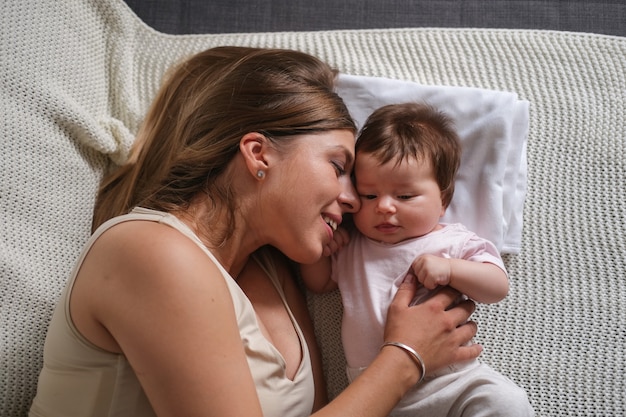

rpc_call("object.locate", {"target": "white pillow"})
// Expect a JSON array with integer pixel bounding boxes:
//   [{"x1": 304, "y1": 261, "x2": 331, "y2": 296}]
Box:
[{"x1": 336, "y1": 74, "x2": 529, "y2": 254}]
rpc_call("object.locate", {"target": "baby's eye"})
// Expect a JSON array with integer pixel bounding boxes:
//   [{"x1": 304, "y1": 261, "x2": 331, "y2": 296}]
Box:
[
  {"x1": 361, "y1": 194, "x2": 377, "y2": 200},
  {"x1": 398, "y1": 195, "x2": 414, "y2": 200}
]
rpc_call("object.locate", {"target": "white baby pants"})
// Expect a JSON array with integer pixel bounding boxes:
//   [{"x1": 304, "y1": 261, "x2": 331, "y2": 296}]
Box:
[{"x1": 347, "y1": 360, "x2": 534, "y2": 417}]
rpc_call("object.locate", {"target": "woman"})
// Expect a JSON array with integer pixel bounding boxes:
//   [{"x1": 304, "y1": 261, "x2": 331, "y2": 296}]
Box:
[{"x1": 30, "y1": 46, "x2": 480, "y2": 417}]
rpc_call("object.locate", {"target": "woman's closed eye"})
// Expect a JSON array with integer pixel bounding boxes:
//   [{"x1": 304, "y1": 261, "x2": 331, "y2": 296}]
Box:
[{"x1": 331, "y1": 161, "x2": 347, "y2": 176}]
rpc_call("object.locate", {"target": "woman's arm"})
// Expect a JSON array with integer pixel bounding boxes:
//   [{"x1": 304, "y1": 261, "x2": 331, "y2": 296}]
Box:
[
  {"x1": 72, "y1": 221, "x2": 267, "y2": 417},
  {"x1": 312, "y1": 278, "x2": 481, "y2": 417}
]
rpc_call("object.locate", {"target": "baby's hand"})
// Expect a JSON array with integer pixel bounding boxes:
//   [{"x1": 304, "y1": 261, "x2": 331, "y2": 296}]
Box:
[
  {"x1": 322, "y1": 226, "x2": 350, "y2": 257},
  {"x1": 411, "y1": 254, "x2": 451, "y2": 290}
]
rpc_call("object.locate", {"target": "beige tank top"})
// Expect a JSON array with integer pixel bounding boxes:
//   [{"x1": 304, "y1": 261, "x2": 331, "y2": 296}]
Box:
[{"x1": 29, "y1": 207, "x2": 315, "y2": 417}]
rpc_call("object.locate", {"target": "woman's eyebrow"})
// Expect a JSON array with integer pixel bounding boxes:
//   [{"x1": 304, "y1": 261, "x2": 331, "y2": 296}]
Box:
[{"x1": 337, "y1": 146, "x2": 354, "y2": 166}]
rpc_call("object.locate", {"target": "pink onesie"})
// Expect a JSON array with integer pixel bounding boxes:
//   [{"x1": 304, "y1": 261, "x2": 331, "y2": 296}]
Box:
[{"x1": 331, "y1": 223, "x2": 533, "y2": 417}]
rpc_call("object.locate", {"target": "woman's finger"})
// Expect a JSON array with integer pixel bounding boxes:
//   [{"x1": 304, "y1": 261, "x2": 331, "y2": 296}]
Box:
[
  {"x1": 421, "y1": 286, "x2": 462, "y2": 310},
  {"x1": 393, "y1": 273, "x2": 418, "y2": 306}
]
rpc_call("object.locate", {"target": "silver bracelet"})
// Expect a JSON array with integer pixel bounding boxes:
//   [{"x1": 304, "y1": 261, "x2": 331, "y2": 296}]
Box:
[{"x1": 381, "y1": 341, "x2": 426, "y2": 385}]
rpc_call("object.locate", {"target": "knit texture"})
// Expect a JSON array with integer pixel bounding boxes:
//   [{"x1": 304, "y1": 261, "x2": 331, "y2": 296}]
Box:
[{"x1": 1, "y1": 0, "x2": 624, "y2": 415}]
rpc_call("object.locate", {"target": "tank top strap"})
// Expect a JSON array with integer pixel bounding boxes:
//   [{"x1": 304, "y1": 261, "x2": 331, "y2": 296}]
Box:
[
  {"x1": 251, "y1": 248, "x2": 292, "y2": 308},
  {"x1": 251, "y1": 248, "x2": 309, "y2": 353}
]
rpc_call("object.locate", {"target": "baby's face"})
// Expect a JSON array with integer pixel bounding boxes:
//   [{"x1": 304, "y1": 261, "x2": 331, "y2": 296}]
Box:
[{"x1": 352, "y1": 153, "x2": 445, "y2": 244}]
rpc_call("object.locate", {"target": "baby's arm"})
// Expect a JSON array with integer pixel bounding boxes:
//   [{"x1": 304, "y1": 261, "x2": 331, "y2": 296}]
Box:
[
  {"x1": 299, "y1": 226, "x2": 350, "y2": 294},
  {"x1": 411, "y1": 254, "x2": 509, "y2": 304},
  {"x1": 300, "y1": 257, "x2": 336, "y2": 294}
]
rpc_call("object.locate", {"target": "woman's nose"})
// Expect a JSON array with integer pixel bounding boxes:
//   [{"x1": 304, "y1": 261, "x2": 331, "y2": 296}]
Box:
[{"x1": 338, "y1": 176, "x2": 360, "y2": 213}]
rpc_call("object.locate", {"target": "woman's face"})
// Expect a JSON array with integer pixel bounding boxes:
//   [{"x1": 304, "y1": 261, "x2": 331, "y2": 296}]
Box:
[{"x1": 267, "y1": 129, "x2": 358, "y2": 264}]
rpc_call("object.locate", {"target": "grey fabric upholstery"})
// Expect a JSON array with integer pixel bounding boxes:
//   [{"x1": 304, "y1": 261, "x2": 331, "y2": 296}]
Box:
[{"x1": 124, "y1": 0, "x2": 626, "y2": 37}]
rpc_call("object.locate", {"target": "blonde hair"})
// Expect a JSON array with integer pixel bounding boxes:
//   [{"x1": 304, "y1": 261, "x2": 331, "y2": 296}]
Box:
[
  {"x1": 93, "y1": 46, "x2": 355, "y2": 238},
  {"x1": 355, "y1": 102, "x2": 461, "y2": 208}
]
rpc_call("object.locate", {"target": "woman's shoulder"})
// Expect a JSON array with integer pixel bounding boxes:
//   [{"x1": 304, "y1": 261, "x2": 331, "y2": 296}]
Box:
[
  {"x1": 98, "y1": 213, "x2": 191, "y2": 248},
  {"x1": 90, "y1": 214, "x2": 216, "y2": 284}
]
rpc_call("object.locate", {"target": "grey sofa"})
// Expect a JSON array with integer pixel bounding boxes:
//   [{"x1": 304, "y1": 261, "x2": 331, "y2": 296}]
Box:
[
  {"x1": 1, "y1": 1, "x2": 624, "y2": 416},
  {"x1": 124, "y1": 0, "x2": 625, "y2": 37}
]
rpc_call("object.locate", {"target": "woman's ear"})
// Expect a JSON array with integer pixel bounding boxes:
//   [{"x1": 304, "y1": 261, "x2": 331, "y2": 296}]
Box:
[{"x1": 239, "y1": 132, "x2": 270, "y2": 179}]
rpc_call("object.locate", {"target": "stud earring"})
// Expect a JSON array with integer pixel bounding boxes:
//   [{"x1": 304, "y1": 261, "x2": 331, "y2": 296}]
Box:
[{"x1": 256, "y1": 170, "x2": 265, "y2": 179}]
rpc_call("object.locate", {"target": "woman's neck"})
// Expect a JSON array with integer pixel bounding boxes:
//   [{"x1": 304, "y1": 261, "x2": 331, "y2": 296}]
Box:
[{"x1": 174, "y1": 199, "x2": 260, "y2": 279}]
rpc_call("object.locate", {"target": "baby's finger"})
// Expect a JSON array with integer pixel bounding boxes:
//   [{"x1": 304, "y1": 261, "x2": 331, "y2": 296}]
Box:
[{"x1": 335, "y1": 227, "x2": 351, "y2": 247}]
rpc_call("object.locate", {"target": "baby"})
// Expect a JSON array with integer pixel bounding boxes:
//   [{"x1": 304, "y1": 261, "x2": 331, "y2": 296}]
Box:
[{"x1": 301, "y1": 102, "x2": 534, "y2": 416}]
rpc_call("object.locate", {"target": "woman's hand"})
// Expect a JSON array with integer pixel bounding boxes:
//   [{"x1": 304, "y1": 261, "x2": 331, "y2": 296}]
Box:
[
  {"x1": 315, "y1": 273, "x2": 481, "y2": 417},
  {"x1": 384, "y1": 273, "x2": 482, "y2": 377}
]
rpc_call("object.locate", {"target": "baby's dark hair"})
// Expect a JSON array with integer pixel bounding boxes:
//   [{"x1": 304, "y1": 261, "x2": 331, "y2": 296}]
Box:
[{"x1": 355, "y1": 102, "x2": 461, "y2": 208}]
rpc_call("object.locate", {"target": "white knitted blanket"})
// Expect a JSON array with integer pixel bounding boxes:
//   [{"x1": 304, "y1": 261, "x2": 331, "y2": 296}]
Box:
[{"x1": 1, "y1": 0, "x2": 624, "y2": 416}]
